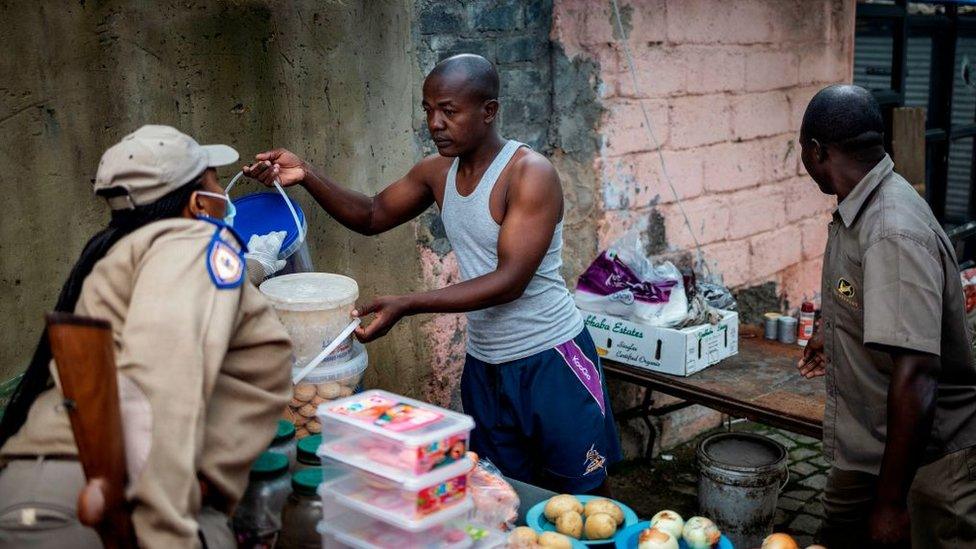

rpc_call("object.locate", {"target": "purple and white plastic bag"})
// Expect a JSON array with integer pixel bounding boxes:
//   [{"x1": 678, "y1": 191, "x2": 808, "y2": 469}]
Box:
[{"x1": 574, "y1": 232, "x2": 688, "y2": 326}]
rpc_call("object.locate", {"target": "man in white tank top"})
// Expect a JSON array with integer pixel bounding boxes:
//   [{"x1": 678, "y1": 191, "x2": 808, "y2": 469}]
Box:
[{"x1": 244, "y1": 54, "x2": 621, "y2": 494}]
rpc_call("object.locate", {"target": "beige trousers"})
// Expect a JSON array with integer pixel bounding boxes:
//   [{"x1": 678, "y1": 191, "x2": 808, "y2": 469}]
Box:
[
  {"x1": 818, "y1": 446, "x2": 976, "y2": 548},
  {"x1": 0, "y1": 458, "x2": 234, "y2": 548}
]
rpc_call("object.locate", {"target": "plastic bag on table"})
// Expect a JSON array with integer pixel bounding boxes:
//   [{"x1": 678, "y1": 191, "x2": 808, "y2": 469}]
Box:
[
  {"x1": 468, "y1": 455, "x2": 519, "y2": 532},
  {"x1": 699, "y1": 281, "x2": 736, "y2": 311},
  {"x1": 574, "y1": 231, "x2": 688, "y2": 326}
]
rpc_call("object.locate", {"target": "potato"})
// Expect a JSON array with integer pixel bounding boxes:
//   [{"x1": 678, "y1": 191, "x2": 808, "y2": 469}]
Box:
[
  {"x1": 289, "y1": 397, "x2": 304, "y2": 409},
  {"x1": 338, "y1": 386, "x2": 354, "y2": 397},
  {"x1": 295, "y1": 427, "x2": 310, "y2": 438},
  {"x1": 317, "y1": 381, "x2": 342, "y2": 399},
  {"x1": 544, "y1": 494, "x2": 582, "y2": 521},
  {"x1": 584, "y1": 513, "x2": 617, "y2": 540},
  {"x1": 507, "y1": 526, "x2": 538, "y2": 547},
  {"x1": 538, "y1": 531, "x2": 573, "y2": 549},
  {"x1": 293, "y1": 384, "x2": 316, "y2": 402},
  {"x1": 555, "y1": 511, "x2": 583, "y2": 539},
  {"x1": 306, "y1": 419, "x2": 322, "y2": 434},
  {"x1": 298, "y1": 404, "x2": 317, "y2": 418},
  {"x1": 584, "y1": 498, "x2": 624, "y2": 525}
]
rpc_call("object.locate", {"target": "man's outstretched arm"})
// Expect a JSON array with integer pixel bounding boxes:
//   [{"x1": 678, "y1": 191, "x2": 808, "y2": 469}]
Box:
[{"x1": 244, "y1": 149, "x2": 436, "y2": 236}]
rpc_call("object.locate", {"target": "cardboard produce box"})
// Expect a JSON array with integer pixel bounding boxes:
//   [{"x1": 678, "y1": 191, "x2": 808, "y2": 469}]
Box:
[{"x1": 584, "y1": 310, "x2": 739, "y2": 376}]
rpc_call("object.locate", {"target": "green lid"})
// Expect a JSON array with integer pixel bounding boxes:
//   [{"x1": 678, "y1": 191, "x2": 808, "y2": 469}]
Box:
[
  {"x1": 250, "y1": 452, "x2": 289, "y2": 479},
  {"x1": 291, "y1": 468, "x2": 324, "y2": 496},
  {"x1": 297, "y1": 435, "x2": 322, "y2": 464},
  {"x1": 272, "y1": 419, "x2": 296, "y2": 445}
]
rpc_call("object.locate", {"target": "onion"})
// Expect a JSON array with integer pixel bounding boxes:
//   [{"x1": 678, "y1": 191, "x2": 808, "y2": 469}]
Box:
[
  {"x1": 637, "y1": 527, "x2": 679, "y2": 549},
  {"x1": 761, "y1": 533, "x2": 799, "y2": 549},
  {"x1": 682, "y1": 516, "x2": 721, "y2": 549},
  {"x1": 650, "y1": 510, "x2": 685, "y2": 539}
]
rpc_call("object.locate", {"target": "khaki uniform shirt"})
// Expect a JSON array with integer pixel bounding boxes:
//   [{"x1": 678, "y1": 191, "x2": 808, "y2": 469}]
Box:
[
  {"x1": 1, "y1": 219, "x2": 292, "y2": 547},
  {"x1": 821, "y1": 154, "x2": 976, "y2": 475}
]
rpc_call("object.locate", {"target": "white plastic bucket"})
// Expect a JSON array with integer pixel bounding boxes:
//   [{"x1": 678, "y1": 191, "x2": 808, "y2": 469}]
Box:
[{"x1": 260, "y1": 273, "x2": 359, "y2": 369}]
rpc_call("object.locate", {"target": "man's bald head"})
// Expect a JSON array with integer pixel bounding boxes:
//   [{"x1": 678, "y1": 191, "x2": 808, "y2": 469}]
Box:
[
  {"x1": 426, "y1": 54, "x2": 500, "y2": 102},
  {"x1": 801, "y1": 84, "x2": 885, "y2": 157}
]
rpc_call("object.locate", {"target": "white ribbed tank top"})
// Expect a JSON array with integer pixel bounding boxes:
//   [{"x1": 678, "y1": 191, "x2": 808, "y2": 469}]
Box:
[{"x1": 440, "y1": 140, "x2": 583, "y2": 363}]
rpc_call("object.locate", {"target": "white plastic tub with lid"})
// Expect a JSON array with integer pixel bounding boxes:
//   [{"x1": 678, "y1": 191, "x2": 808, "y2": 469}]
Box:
[
  {"x1": 317, "y1": 390, "x2": 475, "y2": 478},
  {"x1": 287, "y1": 342, "x2": 368, "y2": 439},
  {"x1": 320, "y1": 456, "x2": 473, "y2": 528},
  {"x1": 260, "y1": 273, "x2": 359, "y2": 368},
  {"x1": 315, "y1": 510, "x2": 504, "y2": 549}
]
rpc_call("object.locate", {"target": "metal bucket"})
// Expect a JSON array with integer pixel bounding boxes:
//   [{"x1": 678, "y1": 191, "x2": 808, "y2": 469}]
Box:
[{"x1": 697, "y1": 432, "x2": 788, "y2": 549}]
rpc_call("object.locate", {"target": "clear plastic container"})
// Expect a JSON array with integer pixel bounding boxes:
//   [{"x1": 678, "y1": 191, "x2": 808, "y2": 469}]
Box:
[
  {"x1": 318, "y1": 390, "x2": 474, "y2": 478},
  {"x1": 286, "y1": 343, "x2": 368, "y2": 439},
  {"x1": 320, "y1": 455, "x2": 472, "y2": 530},
  {"x1": 232, "y1": 452, "x2": 291, "y2": 547},
  {"x1": 278, "y1": 469, "x2": 325, "y2": 549},
  {"x1": 318, "y1": 495, "x2": 477, "y2": 546},
  {"x1": 260, "y1": 273, "x2": 359, "y2": 368},
  {"x1": 267, "y1": 419, "x2": 297, "y2": 470}
]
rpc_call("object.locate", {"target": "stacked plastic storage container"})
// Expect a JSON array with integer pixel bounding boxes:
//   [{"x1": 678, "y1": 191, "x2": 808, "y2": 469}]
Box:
[{"x1": 316, "y1": 390, "x2": 487, "y2": 548}]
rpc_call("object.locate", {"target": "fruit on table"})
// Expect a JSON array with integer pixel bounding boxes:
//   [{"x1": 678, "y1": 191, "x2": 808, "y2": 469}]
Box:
[
  {"x1": 649, "y1": 510, "x2": 684, "y2": 539},
  {"x1": 583, "y1": 512, "x2": 617, "y2": 540},
  {"x1": 761, "y1": 533, "x2": 800, "y2": 549},
  {"x1": 638, "y1": 527, "x2": 679, "y2": 549},
  {"x1": 583, "y1": 498, "x2": 624, "y2": 525},
  {"x1": 555, "y1": 510, "x2": 584, "y2": 539},
  {"x1": 682, "y1": 516, "x2": 721, "y2": 549},
  {"x1": 538, "y1": 531, "x2": 574, "y2": 549},
  {"x1": 544, "y1": 494, "x2": 583, "y2": 521}
]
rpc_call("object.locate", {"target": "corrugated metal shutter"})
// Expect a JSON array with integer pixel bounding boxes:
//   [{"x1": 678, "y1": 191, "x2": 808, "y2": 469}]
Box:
[
  {"x1": 854, "y1": 34, "x2": 894, "y2": 91},
  {"x1": 946, "y1": 38, "x2": 976, "y2": 222}
]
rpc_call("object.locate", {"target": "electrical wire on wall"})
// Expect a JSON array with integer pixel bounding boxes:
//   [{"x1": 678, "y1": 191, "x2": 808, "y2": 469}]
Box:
[{"x1": 609, "y1": 0, "x2": 713, "y2": 279}]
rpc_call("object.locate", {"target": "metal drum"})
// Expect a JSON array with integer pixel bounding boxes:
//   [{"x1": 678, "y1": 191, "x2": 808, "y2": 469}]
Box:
[{"x1": 697, "y1": 431, "x2": 788, "y2": 548}]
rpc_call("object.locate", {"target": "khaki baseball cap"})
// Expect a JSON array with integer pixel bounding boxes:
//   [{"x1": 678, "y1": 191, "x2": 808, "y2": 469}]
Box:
[{"x1": 94, "y1": 124, "x2": 239, "y2": 210}]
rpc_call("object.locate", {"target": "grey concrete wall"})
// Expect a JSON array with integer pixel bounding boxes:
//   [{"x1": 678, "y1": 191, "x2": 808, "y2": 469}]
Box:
[{"x1": 0, "y1": 0, "x2": 427, "y2": 392}]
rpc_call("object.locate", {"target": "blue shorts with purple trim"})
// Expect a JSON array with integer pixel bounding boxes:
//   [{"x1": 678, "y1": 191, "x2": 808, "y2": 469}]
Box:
[{"x1": 460, "y1": 328, "x2": 623, "y2": 493}]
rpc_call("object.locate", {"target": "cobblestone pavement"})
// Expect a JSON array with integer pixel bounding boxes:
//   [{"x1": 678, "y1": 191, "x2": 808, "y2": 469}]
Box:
[{"x1": 611, "y1": 421, "x2": 827, "y2": 547}]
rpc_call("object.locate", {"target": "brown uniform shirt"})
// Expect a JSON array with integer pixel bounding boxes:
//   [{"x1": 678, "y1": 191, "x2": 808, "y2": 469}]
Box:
[
  {"x1": 821, "y1": 154, "x2": 976, "y2": 475},
  {"x1": 1, "y1": 219, "x2": 292, "y2": 547}
]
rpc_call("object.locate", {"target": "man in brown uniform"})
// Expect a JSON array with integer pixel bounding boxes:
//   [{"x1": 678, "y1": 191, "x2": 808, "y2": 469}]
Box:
[
  {"x1": 0, "y1": 126, "x2": 292, "y2": 547},
  {"x1": 797, "y1": 85, "x2": 976, "y2": 548}
]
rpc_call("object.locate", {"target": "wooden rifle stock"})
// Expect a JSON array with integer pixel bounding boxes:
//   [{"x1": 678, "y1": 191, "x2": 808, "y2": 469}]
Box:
[{"x1": 46, "y1": 312, "x2": 137, "y2": 549}]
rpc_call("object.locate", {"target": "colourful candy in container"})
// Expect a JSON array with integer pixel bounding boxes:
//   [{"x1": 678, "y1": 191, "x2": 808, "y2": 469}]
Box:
[
  {"x1": 318, "y1": 390, "x2": 475, "y2": 478},
  {"x1": 320, "y1": 449, "x2": 473, "y2": 527},
  {"x1": 317, "y1": 503, "x2": 494, "y2": 549},
  {"x1": 284, "y1": 342, "x2": 367, "y2": 438}
]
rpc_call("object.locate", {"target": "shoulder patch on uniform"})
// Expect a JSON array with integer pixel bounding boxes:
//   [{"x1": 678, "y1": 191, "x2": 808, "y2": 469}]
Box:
[{"x1": 207, "y1": 230, "x2": 244, "y2": 289}]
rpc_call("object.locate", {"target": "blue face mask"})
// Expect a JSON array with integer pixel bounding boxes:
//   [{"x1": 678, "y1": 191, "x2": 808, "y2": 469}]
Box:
[{"x1": 196, "y1": 191, "x2": 236, "y2": 227}]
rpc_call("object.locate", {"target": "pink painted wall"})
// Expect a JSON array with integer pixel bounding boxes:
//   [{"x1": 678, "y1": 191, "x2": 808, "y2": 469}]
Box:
[{"x1": 553, "y1": 0, "x2": 854, "y2": 305}]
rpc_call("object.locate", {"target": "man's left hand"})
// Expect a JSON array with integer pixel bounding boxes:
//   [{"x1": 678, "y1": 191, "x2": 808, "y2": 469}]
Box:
[
  {"x1": 353, "y1": 295, "x2": 411, "y2": 343},
  {"x1": 868, "y1": 501, "x2": 910, "y2": 547}
]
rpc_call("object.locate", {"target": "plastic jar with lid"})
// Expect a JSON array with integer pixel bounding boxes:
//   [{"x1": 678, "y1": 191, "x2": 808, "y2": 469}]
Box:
[
  {"x1": 267, "y1": 419, "x2": 297, "y2": 470},
  {"x1": 277, "y1": 469, "x2": 325, "y2": 549},
  {"x1": 232, "y1": 452, "x2": 291, "y2": 548},
  {"x1": 295, "y1": 434, "x2": 321, "y2": 471}
]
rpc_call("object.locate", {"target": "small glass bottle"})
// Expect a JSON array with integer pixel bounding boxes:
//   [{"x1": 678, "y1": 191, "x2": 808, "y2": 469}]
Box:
[
  {"x1": 233, "y1": 452, "x2": 291, "y2": 548},
  {"x1": 798, "y1": 301, "x2": 816, "y2": 347},
  {"x1": 267, "y1": 419, "x2": 298, "y2": 470},
  {"x1": 278, "y1": 469, "x2": 325, "y2": 549},
  {"x1": 295, "y1": 434, "x2": 321, "y2": 471}
]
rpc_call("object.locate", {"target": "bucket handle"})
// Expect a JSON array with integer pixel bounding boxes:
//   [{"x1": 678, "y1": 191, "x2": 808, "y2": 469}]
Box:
[
  {"x1": 226, "y1": 171, "x2": 306, "y2": 244},
  {"x1": 292, "y1": 318, "x2": 362, "y2": 384},
  {"x1": 779, "y1": 466, "x2": 790, "y2": 492}
]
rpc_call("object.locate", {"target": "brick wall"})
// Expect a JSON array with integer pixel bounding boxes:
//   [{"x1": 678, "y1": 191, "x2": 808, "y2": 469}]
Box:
[
  {"x1": 551, "y1": 0, "x2": 854, "y2": 456},
  {"x1": 554, "y1": 0, "x2": 854, "y2": 311}
]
